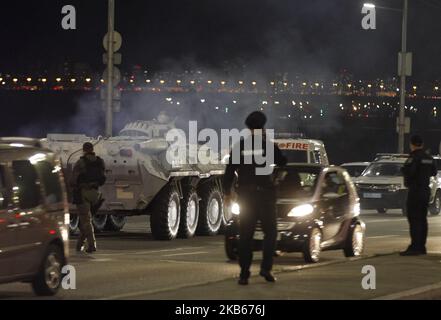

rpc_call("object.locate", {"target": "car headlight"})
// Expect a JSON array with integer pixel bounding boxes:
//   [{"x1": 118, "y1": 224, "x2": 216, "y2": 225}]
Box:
[
  {"x1": 387, "y1": 184, "x2": 402, "y2": 192},
  {"x1": 288, "y1": 204, "x2": 314, "y2": 217},
  {"x1": 231, "y1": 202, "x2": 241, "y2": 215}
]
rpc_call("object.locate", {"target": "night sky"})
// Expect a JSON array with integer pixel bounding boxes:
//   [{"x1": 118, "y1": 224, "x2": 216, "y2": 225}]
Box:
[{"x1": 0, "y1": 0, "x2": 440, "y2": 79}]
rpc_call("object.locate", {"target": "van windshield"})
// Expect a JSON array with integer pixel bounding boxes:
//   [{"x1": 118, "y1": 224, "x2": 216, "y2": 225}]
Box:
[{"x1": 282, "y1": 150, "x2": 308, "y2": 163}]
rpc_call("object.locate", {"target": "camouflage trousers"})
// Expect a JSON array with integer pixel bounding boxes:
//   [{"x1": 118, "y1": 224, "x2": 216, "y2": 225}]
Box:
[{"x1": 76, "y1": 188, "x2": 99, "y2": 252}]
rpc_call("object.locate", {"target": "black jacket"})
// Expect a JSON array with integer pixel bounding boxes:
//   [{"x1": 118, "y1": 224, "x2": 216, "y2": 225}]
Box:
[
  {"x1": 402, "y1": 149, "x2": 437, "y2": 191},
  {"x1": 222, "y1": 133, "x2": 287, "y2": 195},
  {"x1": 70, "y1": 153, "x2": 106, "y2": 188}
]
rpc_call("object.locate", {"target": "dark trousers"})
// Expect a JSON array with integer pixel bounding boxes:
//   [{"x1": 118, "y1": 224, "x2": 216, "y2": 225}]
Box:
[
  {"x1": 237, "y1": 188, "x2": 277, "y2": 278},
  {"x1": 406, "y1": 189, "x2": 430, "y2": 251}
]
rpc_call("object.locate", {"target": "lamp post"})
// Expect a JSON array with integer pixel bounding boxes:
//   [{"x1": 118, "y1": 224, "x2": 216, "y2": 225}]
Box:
[
  {"x1": 363, "y1": 1, "x2": 409, "y2": 153},
  {"x1": 398, "y1": 0, "x2": 408, "y2": 154},
  {"x1": 105, "y1": 0, "x2": 115, "y2": 137}
]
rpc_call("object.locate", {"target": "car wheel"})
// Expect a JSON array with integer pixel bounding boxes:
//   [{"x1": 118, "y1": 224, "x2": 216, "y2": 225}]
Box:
[
  {"x1": 197, "y1": 184, "x2": 223, "y2": 236},
  {"x1": 104, "y1": 214, "x2": 127, "y2": 231},
  {"x1": 377, "y1": 208, "x2": 387, "y2": 214},
  {"x1": 31, "y1": 244, "x2": 65, "y2": 296},
  {"x1": 344, "y1": 223, "x2": 365, "y2": 257},
  {"x1": 150, "y1": 185, "x2": 181, "y2": 240},
  {"x1": 178, "y1": 187, "x2": 199, "y2": 238},
  {"x1": 69, "y1": 214, "x2": 79, "y2": 235},
  {"x1": 302, "y1": 227, "x2": 322, "y2": 263},
  {"x1": 429, "y1": 191, "x2": 441, "y2": 216},
  {"x1": 92, "y1": 214, "x2": 108, "y2": 232}
]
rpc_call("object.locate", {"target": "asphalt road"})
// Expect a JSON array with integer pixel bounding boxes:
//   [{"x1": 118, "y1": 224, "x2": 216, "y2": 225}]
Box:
[{"x1": 1, "y1": 210, "x2": 441, "y2": 299}]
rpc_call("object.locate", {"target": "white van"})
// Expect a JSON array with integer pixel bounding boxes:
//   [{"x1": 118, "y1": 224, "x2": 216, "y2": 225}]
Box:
[{"x1": 274, "y1": 135, "x2": 329, "y2": 165}]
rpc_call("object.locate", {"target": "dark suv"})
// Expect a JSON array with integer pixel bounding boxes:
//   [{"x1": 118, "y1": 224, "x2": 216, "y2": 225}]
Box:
[{"x1": 0, "y1": 140, "x2": 69, "y2": 296}]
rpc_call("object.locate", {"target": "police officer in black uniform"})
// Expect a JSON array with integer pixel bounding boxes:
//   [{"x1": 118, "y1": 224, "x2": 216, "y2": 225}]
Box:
[
  {"x1": 400, "y1": 135, "x2": 437, "y2": 256},
  {"x1": 223, "y1": 111, "x2": 287, "y2": 285}
]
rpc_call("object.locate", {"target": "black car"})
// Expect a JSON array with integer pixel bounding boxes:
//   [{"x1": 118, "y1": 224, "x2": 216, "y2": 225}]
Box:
[{"x1": 224, "y1": 164, "x2": 366, "y2": 263}]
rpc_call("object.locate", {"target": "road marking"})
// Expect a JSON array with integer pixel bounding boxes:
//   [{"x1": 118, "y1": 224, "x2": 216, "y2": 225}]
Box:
[
  {"x1": 374, "y1": 280, "x2": 441, "y2": 300},
  {"x1": 72, "y1": 247, "x2": 208, "y2": 257},
  {"x1": 162, "y1": 251, "x2": 209, "y2": 257},
  {"x1": 132, "y1": 247, "x2": 207, "y2": 255},
  {"x1": 99, "y1": 280, "x2": 229, "y2": 300},
  {"x1": 159, "y1": 260, "x2": 223, "y2": 265},
  {"x1": 99, "y1": 254, "x2": 382, "y2": 300},
  {"x1": 90, "y1": 258, "x2": 114, "y2": 262},
  {"x1": 366, "y1": 219, "x2": 407, "y2": 223},
  {"x1": 367, "y1": 235, "x2": 400, "y2": 239}
]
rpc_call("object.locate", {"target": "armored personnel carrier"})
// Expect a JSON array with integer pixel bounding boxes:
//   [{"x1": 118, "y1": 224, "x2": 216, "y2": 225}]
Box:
[{"x1": 41, "y1": 113, "x2": 228, "y2": 240}]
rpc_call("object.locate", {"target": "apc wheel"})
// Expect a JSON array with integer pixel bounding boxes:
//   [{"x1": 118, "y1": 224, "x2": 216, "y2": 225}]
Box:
[
  {"x1": 430, "y1": 191, "x2": 441, "y2": 216},
  {"x1": 344, "y1": 224, "x2": 365, "y2": 257},
  {"x1": 303, "y1": 227, "x2": 322, "y2": 263},
  {"x1": 32, "y1": 244, "x2": 64, "y2": 296},
  {"x1": 197, "y1": 185, "x2": 223, "y2": 236},
  {"x1": 105, "y1": 214, "x2": 127, "y2": 231},
  {"x1": 69, "y1": 214, "x2": 79, "y2": 235},
  {"x1": 377, "y1": 208, "x2": 387, "y2": 214},
  {"x1": 92, "y1": 214, "x2": 108, "y2": 232},
  {"x1": 178, "y1": 188, "x2": 199, "y2": 238},
  {"x1": 150, "y1": 185, "x2": 181, "y2": 240}
]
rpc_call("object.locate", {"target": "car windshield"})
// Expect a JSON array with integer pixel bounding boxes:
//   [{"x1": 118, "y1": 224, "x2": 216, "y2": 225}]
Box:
[
  {"x1": 276, "y1": 166, "x2": 320, "y2": 198},
  {"x1": 282, "y1": 150, "x2": 308, "y2": 163},
  {"x1": 362, "y1": 163, "x2": 403, "y2": 177},
  {"x1": 343, "y1": 165, "x2": 367, "y2": 177}
]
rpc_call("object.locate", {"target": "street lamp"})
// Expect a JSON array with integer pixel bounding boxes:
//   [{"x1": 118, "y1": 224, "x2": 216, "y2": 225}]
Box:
[{"x1": 364, "y1": 1, "x2": 409, "y2": 153}]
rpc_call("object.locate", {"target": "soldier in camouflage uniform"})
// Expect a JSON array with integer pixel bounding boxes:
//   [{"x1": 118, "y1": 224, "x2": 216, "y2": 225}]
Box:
[{"x1": 70, "y1": 142, "x2": 106, "y2": 253}]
